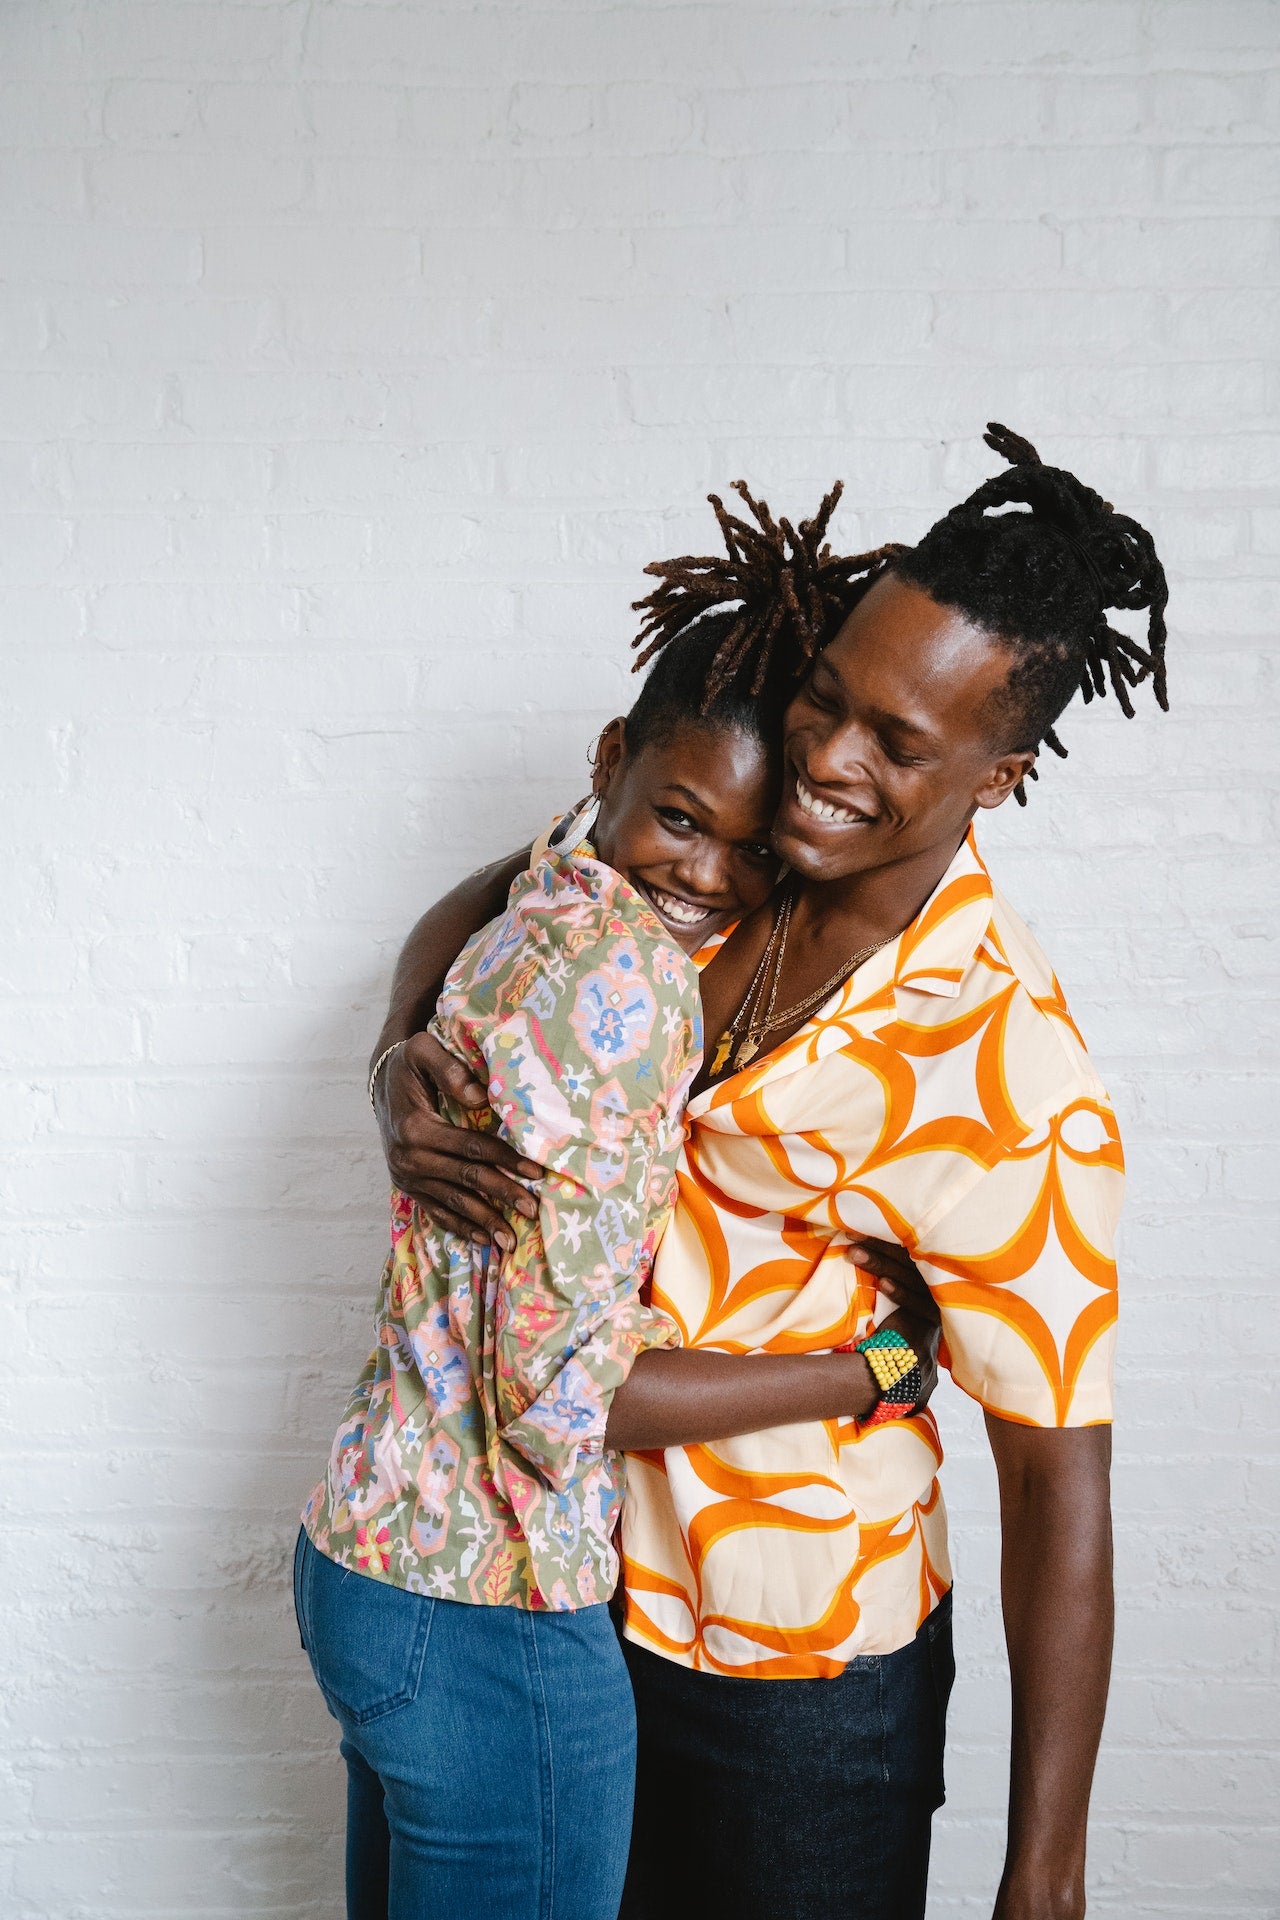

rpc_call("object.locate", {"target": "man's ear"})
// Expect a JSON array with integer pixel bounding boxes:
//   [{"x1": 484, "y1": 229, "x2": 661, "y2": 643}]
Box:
[
  {"x1": 974, "y1": 749, "x2": 1037, "y2": 811},
  {"x1": 590, "y1": 717, "x2": 628, "y2": 798}
]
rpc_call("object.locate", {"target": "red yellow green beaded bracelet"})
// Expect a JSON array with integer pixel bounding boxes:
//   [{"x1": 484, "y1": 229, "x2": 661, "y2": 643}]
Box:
[{"x1": 854, "y1": 1326, "x2": 924, "y2": 1427}]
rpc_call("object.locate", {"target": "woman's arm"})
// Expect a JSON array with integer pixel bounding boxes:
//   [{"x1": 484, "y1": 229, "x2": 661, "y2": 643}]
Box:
[
  {"x1": 605, "y1": 1348, "x2": 874, "y2": 1449},
  {"x1": 372, "y1": 848, "x2": 544, "y2": 1245},
  {"x1": 605, "y1": 1260, "x2": 941, "y2": 1452}
]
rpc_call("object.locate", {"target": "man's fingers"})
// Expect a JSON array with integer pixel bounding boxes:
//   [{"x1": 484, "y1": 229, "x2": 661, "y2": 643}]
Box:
[
  {"x1": 395, "y1": 1111, "x2": 542, "y2": 1189},
  {"x1": 407, "y1": 1030, "x2": 489, "y2": 1109},
  {"x1": 456, "y1": 1156, "x2": 538, "y2": 1219},
  {"x1": 393, "y1": 1157, "x2": 537, "y2": 1222},
  {"x1": 456, "y1": 1128, "x2": 543, "y2": 1184},
  {"x1": 391, "y1": 1150, "x2": 537, "y2": 1224},
  {"x1": 410, "y1": 1180, "x2": 518, "y2": 1252},
  {"x1": 416, "y1": 1201, "x2": 488, "y2": 1244}
]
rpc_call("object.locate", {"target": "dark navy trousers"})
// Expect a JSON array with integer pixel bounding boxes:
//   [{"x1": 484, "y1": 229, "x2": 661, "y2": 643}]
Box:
[{"x1": 617, "y1": 1590, "x2": 955, "y2": 1920}]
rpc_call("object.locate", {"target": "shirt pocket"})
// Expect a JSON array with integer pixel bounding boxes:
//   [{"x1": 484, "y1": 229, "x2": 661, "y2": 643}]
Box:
[{"x1": 300, "y1": 1534, "x2": 437, "y2": 1726}]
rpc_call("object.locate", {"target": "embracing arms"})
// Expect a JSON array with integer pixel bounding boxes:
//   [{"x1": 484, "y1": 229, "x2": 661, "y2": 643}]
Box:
[
  {"x1": 368, "y1": 867, "x2": 940, "y2": 1449},
  {"x1": 370, "y1": 846, "x2": 540, "y2": 1244}
]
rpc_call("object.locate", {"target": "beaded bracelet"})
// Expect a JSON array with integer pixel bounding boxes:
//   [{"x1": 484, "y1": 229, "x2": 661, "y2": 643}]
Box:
[{"x1": 855, "y1": 1326, "x2": 923, "y2": 1427}]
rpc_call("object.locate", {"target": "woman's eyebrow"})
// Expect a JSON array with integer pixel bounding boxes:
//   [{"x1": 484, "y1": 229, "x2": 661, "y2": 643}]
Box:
[{"x1": 660, "y1": 783, "x2": 709, "y2": 811}]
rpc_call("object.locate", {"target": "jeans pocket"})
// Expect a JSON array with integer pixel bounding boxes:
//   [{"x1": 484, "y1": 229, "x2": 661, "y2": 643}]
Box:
[
  {"x1": 301, "y1": 1533, "x2": 436, "y2": 1727},
  {"x1": 292, "y1": 1527, "x2": 308, "y2": 1651},
  {"x1": 925, "y1": 1592, "x2": 956, "y2": 1807}
]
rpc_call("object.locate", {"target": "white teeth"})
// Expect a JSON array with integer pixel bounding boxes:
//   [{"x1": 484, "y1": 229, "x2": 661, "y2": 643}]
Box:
[
  {"x1": 648, "y1": 887, "x2": 711, "y2": 926},
  {"x1": 795, "y1": 776, "x2": 861, "y2": 825}
]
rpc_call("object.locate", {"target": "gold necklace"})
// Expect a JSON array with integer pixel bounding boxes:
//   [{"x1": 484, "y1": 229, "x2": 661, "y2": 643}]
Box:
[
  {"x1": 708, "y1": 892, "x2": 789, "y2": 1080},
  {"x1": 709, "y1": 888, "x2": 893, "y2": 1080}
]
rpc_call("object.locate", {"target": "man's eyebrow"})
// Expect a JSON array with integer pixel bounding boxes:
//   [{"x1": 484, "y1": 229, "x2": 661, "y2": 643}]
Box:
[
  {"x1": 819, "y1": 654, "x2": 939, "y2": 746},
  {"x1": 868, "y1": 708, "x2": 936, "y2": 743}
]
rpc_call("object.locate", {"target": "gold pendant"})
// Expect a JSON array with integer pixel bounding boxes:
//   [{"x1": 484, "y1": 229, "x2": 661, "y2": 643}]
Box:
[{"x1": 710, "y1": 1033, "x2": 734, "y2": 1077}]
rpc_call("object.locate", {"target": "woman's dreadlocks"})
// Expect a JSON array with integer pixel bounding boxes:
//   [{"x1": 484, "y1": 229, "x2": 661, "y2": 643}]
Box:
[
  {"x1": 631, "y1": 479, "x2": 904, "y2": 706},
  {"x1": 631, "y1": 428, "x2": 1169, "y2": 804}
]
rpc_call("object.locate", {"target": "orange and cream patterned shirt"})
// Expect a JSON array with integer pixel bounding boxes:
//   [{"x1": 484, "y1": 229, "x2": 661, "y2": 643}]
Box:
[{"x1": 620, "y1": 828, "x2": 1122, "y2": 1679}]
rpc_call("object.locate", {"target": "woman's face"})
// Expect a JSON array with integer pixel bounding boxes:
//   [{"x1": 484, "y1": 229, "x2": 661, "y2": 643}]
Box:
[
  {"x1": 592, "y1": 717, "x2": 782, "y2": 952},
  {"x1": 773, "y1": 574, "x2": 1035, "y2": 885}
]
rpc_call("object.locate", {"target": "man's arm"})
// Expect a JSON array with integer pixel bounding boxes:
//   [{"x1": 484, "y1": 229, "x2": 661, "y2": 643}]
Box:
[
  {"x1": 371, "y1": 847, "x2": 541, "y2": 1244},
  {"x1": 986, "y1": 1415, "x2": 1114, "y2": 1920},
  {"x1": 371, "y1": 846, "x2": 531, "y2": 1061}
]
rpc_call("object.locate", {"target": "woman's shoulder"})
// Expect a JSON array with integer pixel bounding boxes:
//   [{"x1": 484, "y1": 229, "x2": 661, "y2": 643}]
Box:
[{"x1": 517, "y1": 846, "x2": 694, "y2": 985}]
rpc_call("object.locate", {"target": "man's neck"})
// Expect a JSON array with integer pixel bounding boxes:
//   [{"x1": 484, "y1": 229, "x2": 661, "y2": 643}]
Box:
[{"x1": 791, "y1": 827, "x2": 971, "y2": 950}]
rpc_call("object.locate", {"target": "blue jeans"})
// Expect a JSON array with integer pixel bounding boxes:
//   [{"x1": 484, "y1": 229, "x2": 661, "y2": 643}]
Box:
[
  {"x1": 618, "y1": 1590, "x2": 955, "y2": 1920},
  {"x1": 293, "y1": 1529, "x2": 636, "y2": 1920}
]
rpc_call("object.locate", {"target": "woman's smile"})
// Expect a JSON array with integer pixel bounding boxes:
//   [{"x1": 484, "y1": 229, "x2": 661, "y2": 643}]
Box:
[{"x1": 634, "y1": 877, "x2": 718, "y2": 934}]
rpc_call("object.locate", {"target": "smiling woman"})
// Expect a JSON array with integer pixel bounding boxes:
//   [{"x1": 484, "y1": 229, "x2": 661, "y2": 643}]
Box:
[{"x1": 587, "y1": 710, "x2": 780, "y2": 943}]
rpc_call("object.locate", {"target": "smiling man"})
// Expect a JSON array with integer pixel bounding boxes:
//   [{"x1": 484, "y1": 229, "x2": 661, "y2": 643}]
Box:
[{"x1": 371, "y1": 429, "x2": 1170, "y2": 1920}]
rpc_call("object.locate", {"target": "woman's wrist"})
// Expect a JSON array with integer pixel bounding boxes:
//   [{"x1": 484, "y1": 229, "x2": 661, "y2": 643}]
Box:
[{"x1": 833, "y1": 1351, "x2": 879, "y2": 1421}]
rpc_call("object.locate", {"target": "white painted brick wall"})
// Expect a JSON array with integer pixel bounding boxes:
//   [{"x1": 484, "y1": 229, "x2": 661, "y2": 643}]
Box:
[{"x1": 2, "y1": 1, "x2": 1277, "y2": 1913}]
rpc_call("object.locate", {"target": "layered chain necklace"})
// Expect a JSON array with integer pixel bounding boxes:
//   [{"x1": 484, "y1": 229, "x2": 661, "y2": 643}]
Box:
[{"x1": 708, "y1": 885, "x2": 894, "y2": 1081}]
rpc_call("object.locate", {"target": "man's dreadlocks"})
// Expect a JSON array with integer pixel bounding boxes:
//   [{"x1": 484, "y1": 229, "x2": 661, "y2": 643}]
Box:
[
  {"x1": 895, "y1": 423, "x2": 1169, "y2": 799},
  {"x1": 631, "y1": 427, "x2": 1170, "y2": 803}
]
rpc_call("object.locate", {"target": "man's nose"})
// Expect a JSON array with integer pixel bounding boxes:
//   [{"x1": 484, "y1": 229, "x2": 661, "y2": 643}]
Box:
[{"x1": 801, "y1": 716, "x2": 870, "y2": 788}]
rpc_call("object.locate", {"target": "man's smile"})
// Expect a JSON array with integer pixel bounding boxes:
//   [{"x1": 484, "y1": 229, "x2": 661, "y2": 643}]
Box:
[{"x1": 790, "y1": 771, "x2": 877, "y2": 829}]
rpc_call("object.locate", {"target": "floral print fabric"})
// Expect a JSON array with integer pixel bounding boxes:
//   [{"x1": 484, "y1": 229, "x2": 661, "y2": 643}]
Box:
[
  {"x1": 303, "y1": 838, "x2": 701, "y2": 1610},
  {"x1": 620, "y1": 829, "x2": 1123, "y2": 1677}
]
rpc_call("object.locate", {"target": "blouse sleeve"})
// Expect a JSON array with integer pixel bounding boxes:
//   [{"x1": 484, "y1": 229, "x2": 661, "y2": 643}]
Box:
[{"x1": 435, "y1": 876, "x2": 700, "y2": 1601}]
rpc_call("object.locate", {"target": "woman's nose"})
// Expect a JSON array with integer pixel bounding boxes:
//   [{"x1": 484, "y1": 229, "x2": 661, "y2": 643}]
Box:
[{"x1": 670, "y1": 842, "x2": 731, "y2": 901}]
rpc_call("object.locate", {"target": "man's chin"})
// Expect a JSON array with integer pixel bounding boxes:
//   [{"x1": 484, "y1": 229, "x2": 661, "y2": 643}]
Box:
[{"x1": 772, "y1": 825, "x2": 878, "y2": 881}]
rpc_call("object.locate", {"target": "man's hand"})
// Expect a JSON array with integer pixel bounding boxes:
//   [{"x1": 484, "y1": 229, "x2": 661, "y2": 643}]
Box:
[{"x1": 373, "y1": 1030, "x2": 543, "y2": 1252}]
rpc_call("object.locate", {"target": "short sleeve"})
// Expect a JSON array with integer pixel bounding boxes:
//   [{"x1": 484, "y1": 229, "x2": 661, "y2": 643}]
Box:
[{"x1": 914, "y1": 1094, "x2": 1123, "y2": 1427}]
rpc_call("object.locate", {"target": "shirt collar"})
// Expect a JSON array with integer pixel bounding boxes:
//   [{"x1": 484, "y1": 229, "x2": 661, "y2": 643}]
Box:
[{"x1": 888, "y1": 826, "x2": 995, "y2": 1004}]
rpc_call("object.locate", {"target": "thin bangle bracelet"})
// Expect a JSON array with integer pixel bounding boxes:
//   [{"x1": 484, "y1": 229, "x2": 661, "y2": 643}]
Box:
[{"x1": 368, "y1": 1038, "x2": 408, "y2": 1109}]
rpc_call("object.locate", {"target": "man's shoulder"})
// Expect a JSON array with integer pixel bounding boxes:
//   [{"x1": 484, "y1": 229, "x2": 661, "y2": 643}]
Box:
[{"x1": 981, "y1": 881, "x2": 1111, "y2": 1115}]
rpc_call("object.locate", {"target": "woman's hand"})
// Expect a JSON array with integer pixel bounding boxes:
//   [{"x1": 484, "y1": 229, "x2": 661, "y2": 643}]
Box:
[
  {"x1": 848, "y1": 1234, "x2": 942, "y2": 1411},
  {"x1": 373, "y1": 1031, "x2": 544, "y2": 1252}
]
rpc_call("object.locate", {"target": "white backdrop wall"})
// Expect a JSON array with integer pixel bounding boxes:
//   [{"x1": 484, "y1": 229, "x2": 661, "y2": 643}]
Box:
[{"x1": 1, "y1": 2, "x2": 1277, "y2": 1914}]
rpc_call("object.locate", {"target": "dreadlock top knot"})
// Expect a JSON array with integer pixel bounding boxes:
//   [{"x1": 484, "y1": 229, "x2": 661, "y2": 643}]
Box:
[
  {"x1": 895, "y1": 422, "x2": 1170, "y2": 802},
  {"x1": 631, "y1": 479, "x2": 906, "y2": 708}
]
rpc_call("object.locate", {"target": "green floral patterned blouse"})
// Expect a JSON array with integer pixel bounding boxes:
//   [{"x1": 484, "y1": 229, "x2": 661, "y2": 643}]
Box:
[{"x1": 303, "y1": 821, "x2": 702, "y2": 1609}]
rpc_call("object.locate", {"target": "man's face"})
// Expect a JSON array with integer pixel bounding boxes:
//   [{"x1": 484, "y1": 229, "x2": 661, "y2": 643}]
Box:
[{"x1": 772, "y1": 573, "x2": 1036, "y2": 884}]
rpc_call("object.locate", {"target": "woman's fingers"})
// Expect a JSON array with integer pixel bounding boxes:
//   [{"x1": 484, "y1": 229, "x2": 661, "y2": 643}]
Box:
[
  {"x1": 849, "y1": 1235, "x2": 937, "y2": 1313},
  {"x1": 849, "y1": 1235, "x2": 915, "y2": 1280}
]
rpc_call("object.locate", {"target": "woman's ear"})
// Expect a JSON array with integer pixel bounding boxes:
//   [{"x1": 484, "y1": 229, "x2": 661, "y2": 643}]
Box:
[{"x1": 590, "y1": 717, "x2": 628, "y2": 798}]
